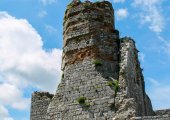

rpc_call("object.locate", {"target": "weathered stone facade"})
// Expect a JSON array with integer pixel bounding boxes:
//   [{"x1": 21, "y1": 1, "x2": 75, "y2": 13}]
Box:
[
  {"x1": 30, "y1": 92, "x2": 53, "y2": 120},
  {"x1": 30, "y1": 1, "x2": 170, "y2": 120}
]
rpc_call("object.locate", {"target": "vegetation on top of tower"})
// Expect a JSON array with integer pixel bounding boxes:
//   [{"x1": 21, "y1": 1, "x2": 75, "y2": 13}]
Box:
[
  {"x1": 66, "y1": 0, "x2": 111, "y2": 11},
  {"x1": 121, "y1": 36, "x2": 135, "y2": 43},
  {"x1": 94, "y1": 0, "x2": 111, "y2": 8},
  {"x1": 95, "y1": 1, "x2": 101, "y2": 7},
  {"x1": 67, "y1": 0, "x2": 81, "y2": 10}
]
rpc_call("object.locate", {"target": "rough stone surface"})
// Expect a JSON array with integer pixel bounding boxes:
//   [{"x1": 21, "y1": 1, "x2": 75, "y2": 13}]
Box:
[
  {"x1": 30, "y1": 1, "x2": 170, "y2": 120},
  {"x1": 134, "y1": 109, "x2": 170, "y2": 120},
  {"x1": 30, "y1": 92, "x2": 53, "y2": 120},
  {"x1": 135, "y1": 115, "x2": 170, "y2": 120},
  {"x1": 155, "y1": 109, "x2": 170, "y2": 116}
]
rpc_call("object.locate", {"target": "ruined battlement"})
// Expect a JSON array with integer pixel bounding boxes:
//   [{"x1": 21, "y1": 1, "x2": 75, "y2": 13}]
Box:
[
  {"x1": 64, "y1": 1, "x2": 115, "y2": 32},
  {"x1": 30, "y1": 92, "x2": 53, "y2": 120},
  {"x1": 32, "y1": 92, "x2": 54, "y2": 100}
]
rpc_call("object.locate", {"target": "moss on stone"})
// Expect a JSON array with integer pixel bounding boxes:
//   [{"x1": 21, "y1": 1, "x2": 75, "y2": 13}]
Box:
[
  {"x1": 77, "y1": 96, "x2": 86, "y2": 104},
  {"x1": 93, "y1": 60, "x2": 102, "y2": 66}
]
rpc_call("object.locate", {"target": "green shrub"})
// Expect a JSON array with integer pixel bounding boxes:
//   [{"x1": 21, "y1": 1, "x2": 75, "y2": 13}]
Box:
[
  {"x1": 67, "y1": 3, "x2": 74, "y2": 10},
  {"x1": 84, "y1": 3, "x2": 90, "y2": 9},
  {"x1": 77, "y1": 96, "x2": 90, "y2": 108},
  {"x1": 113, "y1": 80, "x2": 119, "y2": 93},
  {"x1": 77, "y1": 96, "x2": 86, "y2": 104},
  {"x1": 67, "y1": 0, "x2": 81, "y2": 10},
  {"x1": 95, "y1": 1, "x2": 100, "y2": 7},
  {"x1": 107, "y1": 80, "x2": 119, "y2": 95},
  {"x1": 107, "y1": 79, "x2": 119, "y2": 111},
  {"x1": 93, "y1": 60, "x2": 102, "y2": 66},
  {"x1": 85, "y1": 102, "x2": 90, "y2": 107},
  {"x1": 107, "y1": 81, "x2": 114, "y2": 87}
]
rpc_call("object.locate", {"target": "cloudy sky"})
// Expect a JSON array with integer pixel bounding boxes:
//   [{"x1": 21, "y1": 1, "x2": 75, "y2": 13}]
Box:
[{"x1": 0, "y1": 0, "x2": 170, "y2": 119}]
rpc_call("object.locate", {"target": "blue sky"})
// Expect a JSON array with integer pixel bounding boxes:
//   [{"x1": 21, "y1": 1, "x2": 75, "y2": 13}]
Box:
[{"x1": 0, "y1": 0, "x2": 170, "y2": 119}]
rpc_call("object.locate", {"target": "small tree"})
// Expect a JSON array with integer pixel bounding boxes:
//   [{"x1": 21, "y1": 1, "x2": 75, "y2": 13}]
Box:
[
  {"x1": 107, "y1": 78, "x2": 119, "y2": 111},
  {"x1": 113, "y1": 80, "x2": 119, "y2": 97},
  {"x1": 107, "y1": 79, "x2": 119, "y2": 96}
]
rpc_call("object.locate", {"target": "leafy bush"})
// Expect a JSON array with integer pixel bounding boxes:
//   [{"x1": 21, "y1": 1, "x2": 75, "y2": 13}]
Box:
[
  {"x1": 107, "y1": 80, "x2": 119, "y2": 95},
  {"x1": 77, "y1": 96, "x2": 90, "y2": 108},
  {"x1": 77, "y1": 96, "x2": 86, "y2": 104},
  {"x1": 67, "y1": 3, "x2": 74, "y2": 10},
  {"x1": 107, "y1": 81, "x2": 114, "y2": 87},
  {"x1": 95, "y1": 1, "x2": 100, "y2": 7},
  {"x1": 107, "y1": 79, "x2": 119, "y2": 111},
  {"x1": 84, "y1": 102, "x2": 90, "y2": 107},
  {"x1": 67, "y1": 0, "x2": 81, "y2": 10},
  {"x1": 113, "y1": 80, "x2": 119, "y2": 93}
]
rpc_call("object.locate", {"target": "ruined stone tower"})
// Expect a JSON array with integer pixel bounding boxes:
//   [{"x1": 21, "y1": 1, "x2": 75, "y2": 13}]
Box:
[
  {"x1": 46, "y1": 1, "x2": 120, "y2": 119},
  {"x1": 30, "y1": 1, "x2": 170, "y2": 120}
]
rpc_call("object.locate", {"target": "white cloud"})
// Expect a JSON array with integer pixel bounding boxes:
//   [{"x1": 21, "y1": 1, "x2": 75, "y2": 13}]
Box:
[
  {"x1": 40, "y1": 0, "x2": 57, "y2": 5},
  {"x1": 0, "y1": 11, "x2": 62, "y2": 118},
  {"x1": 157, "y1": 35, "x2": 170, "y2": 58},
  {"x1": 139, "y1": 52, "x2": 145, "y2": 62},
  {"x1": 113, "y1": 0, "x2": 125, "y2": 3},
  {"x1": 147, "y1": 78, "x2": 160, "y2": 86},
  {"x1": 45, "y1": 25, "x2": 57, "y2": 34},
  {"x1": 38, "y1": 10, "x2": 47, "y2": 18},
  {"x1": 0, "y1": 84, "x2": 30, "y2": 110},
  {"x1": 0, "y1": 105, "x2": 13, "y2": 120},
  {"x1": 163, "y1": 41, "x2": 170, "y2": 57},
  {"x1": 0, "y1": 11, "x2": 62, "y2": 92},
  {"x1": 132, "y1": 0, "x2": 164, "y2": 33},
  {"x1": 116, "y1": 8, "x2": 128, "y2": 20}
]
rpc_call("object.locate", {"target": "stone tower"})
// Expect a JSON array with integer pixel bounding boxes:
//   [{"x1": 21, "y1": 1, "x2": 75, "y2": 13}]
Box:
[
  {"x1": 46, "y1": 1, "x2": 120, "y2": 119},
  {"x1": 30, "y1": 1, "x2": 170, "y2": 120}
]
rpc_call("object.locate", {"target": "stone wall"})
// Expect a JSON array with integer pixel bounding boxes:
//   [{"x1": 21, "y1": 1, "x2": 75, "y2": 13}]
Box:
[
  {"x1": 135, "y1": 115, "x2": 170, "y2": 120},
  {"x1": 30, "y1": 92, "x2": 53, "y2": 120},
  {"x1": 134, "y1": 109, "x2": 170, "y2": 120},
  {"x1": 113, "y1": 37, "x2": 154, "y2": 120},
  {"x1": 155, "y1": 109, "x2": 170, "y2": 116}
]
